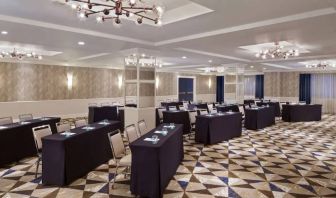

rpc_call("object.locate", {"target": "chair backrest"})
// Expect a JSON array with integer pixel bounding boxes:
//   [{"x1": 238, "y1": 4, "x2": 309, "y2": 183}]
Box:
[
  {"x1": 56, "y1": 122, "x2": 71, "y2": 133},
  {"x1": 101, "y1": 102, "x2": 110, "y2": 106},
  {"x1": 210, "y1": 108, "x2": 217, "y2": 114},
  {"x1": 124, "y1": 124, "x2": 139, "y2": 143},
  {"x1": 188, "y1": 111, "x2": 197, "y2": 124},
  {"x1": 0, "y1": 116, "x2": 13, "y2": 125},
  {"x1": 137, "y1": 120, "x2": 148, "y2": 136},
  {"x1": 88, "y1": 103, "x2": 98, "y2": 107},
  {"x1": 158, "y1": 108, "x2": 164, "y2": 119},
  {"x1": 168, "y1": 106, "x2": 177, "y2": 111},
  {"x1": 108, "y1": 130, "x2": 126, "y2": 160},
  {"x1": 207, "y1": 104, "x2": 213, "y2": 112},
  {"x1": 75, "y1": 119, "x2": 87, "y2": 128},
  {"x1": 32, "y1": 125, "x2": 52, "y2": 151},
  {"x1": 179, "y1": 106, "x2": 186, "y2": 111},
  {"x1": 199, "y1": 110, "x2": 208, "y2": 115},
  {"x1": 19, "y1": 114, "x2": 33, "y2": 122},
  {"x1": 239, "y1": 106, "x2": 245, "y2": 114}
]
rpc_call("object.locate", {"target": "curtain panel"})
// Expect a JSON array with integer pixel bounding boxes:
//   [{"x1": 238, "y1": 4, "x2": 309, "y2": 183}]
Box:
[
  {"x1": 299, "y1": 74, "x2": 311, "y2": 104},
  {"x1": 255, "y1": 75, "x2": 264, "y2": 99},
  {"x1": 244, "y1": 75, "x2": 256, "y2": 99},
  {"x1": 311, "y1": 73, "x2": 336, "y2": 114},
  {"x1": 216, "y1": 76, "x2": 224, "y2": 103}
]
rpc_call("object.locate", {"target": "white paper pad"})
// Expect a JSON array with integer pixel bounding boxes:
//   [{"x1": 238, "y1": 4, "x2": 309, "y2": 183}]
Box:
[
  {"x1": 61, "y1": 132, "x2": 76, "y2": 136},
  {"x1": 82, "y1": 126, "x2": 95, "y2": 130},
  {"x1": 20, "y1": 122, "x2": 30, "y2": 125},
  {"x1": 40, "y1": 117, "x2": 50, "y2": 121},
  {"x1": 144, "y1": 138, "x2": 160, "y2": 142},
  {"x1": 163, "y1": 126, "x2": 175, "y2": 129},
  {"x1": 154, "y1": 131, "x2": 166, "y2": 134},
  {"x1": 0, "y1": 126, "x2": 8, "y2": 130},
  {"x1": 98, "y1": 122, "x2": 110, "y2": 125}
]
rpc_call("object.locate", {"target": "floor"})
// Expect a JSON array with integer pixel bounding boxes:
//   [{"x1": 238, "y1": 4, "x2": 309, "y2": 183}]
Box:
[{"x1": 1, "y1": 115, "x2": 336, "y2": 198}]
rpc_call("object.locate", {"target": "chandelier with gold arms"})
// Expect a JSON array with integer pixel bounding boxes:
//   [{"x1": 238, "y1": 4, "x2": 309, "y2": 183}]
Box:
[
  {"x1": 255, "y1": 43, "x2": 299, "y2": 60},
  {"x1": 0, "y1": 49, "x2": 42, "y2": 60},
  {"x1": 305, "y1": 61, "x2": 336, "y2": 69},
  {"x1": 65, "y1": 0, "x2": 164, "y2": 25}
]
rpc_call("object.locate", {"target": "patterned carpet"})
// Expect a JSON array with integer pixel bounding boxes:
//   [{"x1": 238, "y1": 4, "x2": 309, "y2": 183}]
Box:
[{"x1": 1, "y1": 115, "x2": 336, "y2": 198}]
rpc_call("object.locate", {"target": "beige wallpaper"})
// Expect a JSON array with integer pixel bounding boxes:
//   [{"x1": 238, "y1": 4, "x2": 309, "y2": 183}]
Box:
[
  {"x1": 0, "y1": 62, "x2": 124, "y2": 102},
  {"x1": 264, "y1": 72, "x2": 299, "y2": 97}
]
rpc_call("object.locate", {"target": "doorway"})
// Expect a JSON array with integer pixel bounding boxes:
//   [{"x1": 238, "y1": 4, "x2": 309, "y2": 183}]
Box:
[{"x1": 178, "y1": 77, "x2": 195, "y2": 102}]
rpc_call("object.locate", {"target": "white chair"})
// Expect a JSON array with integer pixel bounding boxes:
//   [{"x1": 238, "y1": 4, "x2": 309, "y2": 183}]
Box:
[
  {"x1": 239, "y1": 106, "x2": 245, "y2": 115},
  {"x1": 124, "y1": 124, "x2": 139, "y2": 144},
  {"x1": 168, "y1": 106, "x2": 177, "y2": 111},
  {"x1": 199, "y1": 110, "x2": 208, "y2": 115},
  {"x1": 0, "y1": 117, "x2": 13, "y2": 125},
  {"x1": 19, "y1": 114, "x2": 33, "y2": 122},
  {"x1": 32, "y1": 125, "x2": 52, "y2": 178},
  {"x1": 75, "y1": 119, "x2": 87, "y2": 128},
  {"x1": 108, "y1": 130, "x2": 132, "y2": 189},
  {"x1": 137, "y1": 120, "x2": 148, "y2": 136},
  {"x1": 56, "y1": 123, "x2": 71, "y2": 133},
  {"x1": 210, "y1": 108, "x2": 217, "y2": 114},
  {"x1": 207, "y1": 104, "x2": 213, "y2": 112},
  {"x1": 179, "y1": 106, "x2": 186, "y2": 111},
  {"x1": 188, "y1": 111, "x2": 197, "y2": 126},
  {"x1": 158, "y1": 108, "x2": 164, "y2": 121}
]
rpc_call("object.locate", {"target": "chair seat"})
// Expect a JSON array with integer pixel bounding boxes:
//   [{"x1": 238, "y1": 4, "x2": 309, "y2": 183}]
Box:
[{"x1": 119, "y1": 154, "x2": 132, "y2": 166}]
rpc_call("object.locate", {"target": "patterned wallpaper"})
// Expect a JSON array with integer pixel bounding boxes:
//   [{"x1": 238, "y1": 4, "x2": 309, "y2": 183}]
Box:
[
  {"x1": 0, "y1": 62, "x2": 124, "y2": 102},
  {"x1": 264, "y1": 72, "x2": 299, "y2": 97}
]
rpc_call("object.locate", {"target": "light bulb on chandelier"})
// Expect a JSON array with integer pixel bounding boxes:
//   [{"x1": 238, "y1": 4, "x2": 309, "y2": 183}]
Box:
[{"x1": 255, "y1": 43, "x2": 300, "y2": 60}]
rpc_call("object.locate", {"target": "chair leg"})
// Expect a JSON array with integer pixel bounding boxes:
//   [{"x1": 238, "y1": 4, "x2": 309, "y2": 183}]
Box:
[
  {"x1": 35, "y1": 158, "x2": 40, "y2": 179},
  {"x1": 111, "y1": 164, "x2": 119, "y2": 189}
]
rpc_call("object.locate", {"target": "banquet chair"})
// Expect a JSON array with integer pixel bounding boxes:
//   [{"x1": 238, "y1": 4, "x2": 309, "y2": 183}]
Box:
[
  {"x1": 188, "y1": 111, "x2": 198, "y2": 139},
  {"x1": 179, "y1": 105, "x2": 186, "y2": 111},
  {"x1": 56, "y1": 122, "x2": 71, "y2": 133},
  {"x1": 19, "y1": 114, "x2": 33, "y2": 122},
  {"x1": 157, "y1": 108, "x2": 165, "y2": 123},
  {"x1": 137, "y1": 120, "x2": 148, "y2": 136},
  {"x1": 124, "y1": 124, "x2": 139, "y2": 144},
  {"x1": 0, "y1": 116, "x2": 13, "y2": 125},
  {"x1": 107, "y1": 130, "x2": 132, "y2": 189},
  {"x1": 210, "y1": 108, "x2": 217, "y2": 114},
  {"x1": 207, "y1": 104, "x2": 213, "y2": 112},
  {"x1": 198, "y1": 109, "x2": 208, "y2": 115},
  {"x1": 32, "y1": 125, "x2": 52, "y2": 178},
  {"x1": 75, "y1": 119, "x2": 87, "y2": 128}
]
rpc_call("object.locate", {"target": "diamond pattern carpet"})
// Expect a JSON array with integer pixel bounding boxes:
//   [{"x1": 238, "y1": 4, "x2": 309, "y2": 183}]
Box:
[{"x1": 1, "y1": 115, "x2": 336, "y2": 198}]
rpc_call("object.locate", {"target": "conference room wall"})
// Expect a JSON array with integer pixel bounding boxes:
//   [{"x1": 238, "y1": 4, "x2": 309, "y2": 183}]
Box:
[{"x1": 264, "y1": 72, "x2": 300, "y2": 102}]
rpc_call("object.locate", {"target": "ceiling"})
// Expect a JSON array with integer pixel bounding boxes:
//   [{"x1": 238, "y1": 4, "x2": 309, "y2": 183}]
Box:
[{"x1": 0, "y1": 0, "x2": 336, "y2": 74}]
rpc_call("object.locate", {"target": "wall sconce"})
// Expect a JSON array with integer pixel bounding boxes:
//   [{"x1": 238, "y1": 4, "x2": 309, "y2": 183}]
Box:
[
  {"x1": 67, "y1": 72, "x2": 73, "y2": 90},
  {"x1": 156, "y1": 77, "x2": 159, "y2": 89},
  {"x1": 208, "y1": 78, "x2": 212, "y2": 89},
  {"x1": 118, "y1": 75, "x2": 123, "y2": 89}
]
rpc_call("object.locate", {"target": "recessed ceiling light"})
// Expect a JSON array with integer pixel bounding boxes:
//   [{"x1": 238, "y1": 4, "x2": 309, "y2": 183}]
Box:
[
  {"x1": 263, "y1": 67, "x2": 267, "y2": 70},
  {"x1": 250, "y1": 65, "x2": 254, "y2": 68},
  {"x1": 78, "y1": 41, "x2": 85, "y2": 45},
  {"x1": 208, "y1": 60, "x2": 212, "y2": 63},
  {"x1": 182, "y1": 56, "x2": 187, "y2": 59},
  {"x1": 1, "y1": 31, "x2": 8, "y2": 35}
]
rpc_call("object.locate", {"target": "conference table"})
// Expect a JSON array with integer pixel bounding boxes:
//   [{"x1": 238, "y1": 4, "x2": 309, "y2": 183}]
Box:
[
  {"x1": 42, "y1": 121, "x2": 121, "y2": 186},
  {"x1": 282, "y1": 104, "x2": 322, "y2": 122},
  {"x1": 88, "y1": 106, "x2": 124, "y2": 129},
  {"x1": 161, "y1": 102, "x2": 183, "y2": 110},
  {"x1": 256, "y1": 101, "x2": 281, "y2": 117},
  {"x1": 162, "y1": 110, "x2": 192, "y2": 135},
  {"x1": 0, "y1": 117, "x2": 60, "y2": 166},
  {"x1": 244, "y1": 106, "x2": 275, "y2": 130},
  {"x1": 195, "y1": 112, "x2": 242, "y2": 144},
  {"x1": 130, "y1": 124, "x2": 184, "y2": 198},
  {"x1": 216, "y1": 104, "x2": 240, "y2": 113}
]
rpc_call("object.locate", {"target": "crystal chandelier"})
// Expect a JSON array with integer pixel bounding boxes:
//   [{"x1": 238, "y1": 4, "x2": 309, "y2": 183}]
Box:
[
  {"x1": 305, "y1": 61, "x2": 336, "y2": 69},
  {"x1": 65, "y1": 0, "x2": 164, "y2": 25},
  {"x1": 255, "y1": 43, "x2": 299, "y2": 60},
  {"x1": 125, "y1": 54, "x2": 162, "y2": 67},
  {"x1": 0, "y1": 49, "x2": 42, "y2": 60}
]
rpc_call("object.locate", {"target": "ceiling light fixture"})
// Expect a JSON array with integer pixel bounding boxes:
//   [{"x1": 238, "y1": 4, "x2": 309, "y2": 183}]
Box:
[
  {"x1": 64, "y1": 0, "x2": 164, "y2": 26},
  {"x1": 1, "y1": 31, "x2": 8, "y2": 35},
  {"x1": 255, "y1": 42, "x2": 299, "y2": 60},
  {"x1": 0, "y1": 48, "x2": 42, "y2": 60},
  {"x1": 208, "y1": 60, "x2": 212, "y2": 63},
  {"x1": 305, "y1": 61, "x2": 336, "y2": 69},
  {"x1": 125, "y1": 54, "x2": 162, "y2": 68},
  {"x1": 182, "y1": 56, "x2": 187, "y2": 59},
  {"x1": 78, "y1": 41, "x2": 85, "y2": 45}
]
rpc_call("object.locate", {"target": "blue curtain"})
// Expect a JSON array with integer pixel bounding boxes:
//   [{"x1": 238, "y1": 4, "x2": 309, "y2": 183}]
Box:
[
  {"x1": 299, "y1": 74, "x2": 311, "y2": 104},
  {"x1": 216, "y1": 76, "x2": 224, "y2": 103},
  {"x1": 255, "y1": 75, "x2": 264, "y2": 99}
]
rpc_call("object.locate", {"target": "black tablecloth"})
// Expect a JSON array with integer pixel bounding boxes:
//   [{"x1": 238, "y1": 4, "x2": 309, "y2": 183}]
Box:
[
  {"x1": 195, "y1": 103, "x2": 209, "y2": 112},
  {"x1": 162, "y1": 110, "x2": 191, "y2": 135},
  {"x1": 195, "y1": 112, "x2": 242, "y2": 144},
  {"x1": 0, "y1": 117, "x2": 60, "y2": 166},
  {"x1": 216, "y1": 104, "x2": 240, "y2": 113},
  {"x1": 282, "y1": 104, "x2": 322, "y2": 122},
  {"x1": 161, "y1": 102, "x2": 183, "y2": 110},
  {"x1": 130, "y1": 124, "x2": 184, "y2": 198},
  {"x1": 244, "y1": 107, "x2": 275, "y2": 130},
  {"x1": 42, "y1": 121, "x2": 121, "y2": 186},
  {"x1": 256, "y1": 102, "x2": 281, "y2": 117},
  {"x1": 244, "y1": 100, "x2": 255, "y2": 106},
  {"x1": 88, "y1": 106, "x2": 119, "y2": 124}
]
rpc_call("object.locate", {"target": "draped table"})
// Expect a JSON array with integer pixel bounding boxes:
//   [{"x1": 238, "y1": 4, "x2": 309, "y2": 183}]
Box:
[
  {"x1": 130, "y1": 124, "x2": 184, "y2": 198},
  {"x1": 256, "y1": 101, "x2": 281, "y2": 117},
  {"x1": 195, "y1": 112, "x2": 242, "y2": 144},
  {"x1": 42, "y1": 121, "x2": 121, "y2": 186},
  {"x1": 216, "y1": 104, "x2": 240, "y2": 113},
  {"x1": 161, "y1": 102, "x2": 183, "y2": 110},
  {"x1": 244, "y1": 107, "x2": 275, "y2": 130},
  {"x1": 0, "y1": 117, "x2": 60, "y2": 166},
  {"x1": 88, "y1": 106, "x2": 119, "y2": 124},
  {"x1": 282, "y1": 104, "x2": 322, "y2": 122},
  {"x1": 162, "y1": 110, "x2": 192, "y2": 135}
]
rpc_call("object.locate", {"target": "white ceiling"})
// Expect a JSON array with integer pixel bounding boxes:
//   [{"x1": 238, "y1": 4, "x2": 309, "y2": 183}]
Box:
[{"x1": 0, "y1": 0, "x2": 336, "y2": 73}]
